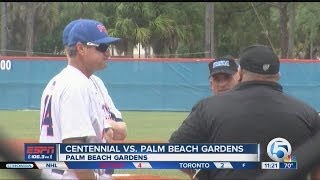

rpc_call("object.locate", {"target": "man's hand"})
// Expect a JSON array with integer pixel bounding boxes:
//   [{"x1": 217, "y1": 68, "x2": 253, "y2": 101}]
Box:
[
  {"x1": 103, "y1": 128, "x2": 113, "y2": 143},
  {"x1": 105, "y1": 120, "x2": 127, "y2": 140}
]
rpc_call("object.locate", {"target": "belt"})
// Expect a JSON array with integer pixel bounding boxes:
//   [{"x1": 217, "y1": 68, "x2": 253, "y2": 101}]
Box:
[{"x1": 52, "y1": 169, "x2": 64, "y2": 175}]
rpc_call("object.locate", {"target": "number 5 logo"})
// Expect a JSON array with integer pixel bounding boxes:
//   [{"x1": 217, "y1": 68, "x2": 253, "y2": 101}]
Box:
[{"x1": 267, "y1": 137, "x2": 292, "y2": 162}]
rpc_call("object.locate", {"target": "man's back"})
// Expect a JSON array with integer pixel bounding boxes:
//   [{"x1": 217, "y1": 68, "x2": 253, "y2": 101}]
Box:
[
  {"x1": 197, "y1": 81, "x2": 320, "y2": 179},
  {"x1": 169, "y1": 45, "x2": 320, "y2": 180}
]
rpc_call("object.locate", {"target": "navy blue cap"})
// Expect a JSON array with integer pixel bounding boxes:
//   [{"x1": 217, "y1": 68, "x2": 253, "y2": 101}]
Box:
[{"x1": 67, "y1": 19, "x2": 121, "y2": 46}]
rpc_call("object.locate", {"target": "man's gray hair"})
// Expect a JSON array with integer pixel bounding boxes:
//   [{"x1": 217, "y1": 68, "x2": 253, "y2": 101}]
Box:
[{"x1": 65, "y1": 46, "x2": 77, "y2": 57}]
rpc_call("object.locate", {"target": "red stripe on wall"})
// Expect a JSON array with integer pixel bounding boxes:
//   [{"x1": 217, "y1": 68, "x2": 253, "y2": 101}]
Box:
[{"x1": 1, "y1": 56, "x2": 320, "y2": 63}]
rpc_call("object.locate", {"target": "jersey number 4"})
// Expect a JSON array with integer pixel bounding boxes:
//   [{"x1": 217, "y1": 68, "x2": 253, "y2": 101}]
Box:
[{"x1": 41, "y1": 95, "x2": 53, "y2": 136}]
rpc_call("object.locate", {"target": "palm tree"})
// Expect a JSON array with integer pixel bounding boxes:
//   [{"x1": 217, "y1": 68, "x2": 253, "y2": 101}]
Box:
[
  {"x1": 205, "y1": 3, "x2": 213, "y2": 58},
  {"x1": 6, "y1": 2, "x2": 60, "y2": 56},
  {"x1": 6, "y1": 3, "x2": 25, "y2": 54},
  {"x1": 149, "y1": 14, "x2": 175, "y2": 57},
  {"x1": 25, "y1": 2, "x2": 45, "y2": 56},
  {"x1": 148, "y1": 2, "x2": 187, "y2": 57},
  {"x1": 98, "y1": 2, "x2": 202, "y2": 58},
  {"x1": 108, "y1": 3, "x2": 152, "y2": 57},
  {"x1": 174, "y1": 3, "x2": 205, "y2": 58},
  {"x1": 1, "y1": 2, "x2": 8, "y2": 55}
]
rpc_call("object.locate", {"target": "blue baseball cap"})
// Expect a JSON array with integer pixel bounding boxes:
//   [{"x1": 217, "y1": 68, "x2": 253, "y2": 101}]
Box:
[
  {"x1": 67, "y1": 19, "x2": 121, "y2": 47},
  {"x1": 62, "y1": 19, "x2": 82, "y2": 46}
]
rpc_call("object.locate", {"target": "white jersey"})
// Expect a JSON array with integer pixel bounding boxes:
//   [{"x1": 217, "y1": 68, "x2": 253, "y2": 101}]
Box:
[
  {"x1": 89, "y1": 75, "x2": 122, "y2": 122},
  {"x1": 39, "y1": 65, "x2": 111, "y2": 179}
]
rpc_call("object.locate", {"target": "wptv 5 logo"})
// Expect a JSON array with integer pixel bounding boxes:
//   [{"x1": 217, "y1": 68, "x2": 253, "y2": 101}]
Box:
[
  {"x1": 264, "y1": 137, "x2": 297, "y2": 169},
  {"x1": 25, "y1": 144, "x2": 56, "y2": 161}
]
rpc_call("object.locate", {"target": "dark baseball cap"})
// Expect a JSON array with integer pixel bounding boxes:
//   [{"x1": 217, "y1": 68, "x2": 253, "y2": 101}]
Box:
[
  {"x1": 239, "y1": 45, "x2": 280, "y2": 74},
  {"x1": 208, "y1": 57, "x2": 238, "y2": 77}
]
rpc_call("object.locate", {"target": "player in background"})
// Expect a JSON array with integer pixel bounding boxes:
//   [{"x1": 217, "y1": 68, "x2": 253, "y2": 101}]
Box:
[
  {"x1": 39, "y1": 19, "x2": 121, "y2": 179},
  {"x1": 62, "y1": 19, "x2": 127, "y2": 143},
  {"x1": 208, "y1": 56, "x2": 239, "y2": 95}
]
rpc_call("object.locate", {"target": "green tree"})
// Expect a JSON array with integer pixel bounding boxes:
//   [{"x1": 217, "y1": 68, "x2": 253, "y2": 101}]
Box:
[
  {"x1": 174, "y1": 3, "x2": 205, "y2": 58},
  {"x1": 7, "y1": 2, "x2": 320, "y2": 59},
  {"x1": 35, "y1": 2, "x2": 100, "y2": 54},
  {"x1": 287, "y1": 3, "x2": 296, "y2": 58},
  {"x1": 148, "y1": 2, "x2": 204, "y2": 58},
  {"x1": 295, "y1": 3, "x2": 320, "y2": 59},
  {"x1": 0, "y1": 2, "x2": 8, "y2": 55},
  {"x1": 213, "y1": 2, "x2": 279, "y2": 57},
  {"x1": 104, "y1": 3, "x2": 150, "y2": 57},
  {"x1": 6, "y1": 2, "x2": 60, "y2": 56}
]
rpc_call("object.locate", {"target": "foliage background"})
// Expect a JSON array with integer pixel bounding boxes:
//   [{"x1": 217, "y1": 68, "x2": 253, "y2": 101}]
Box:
[{"x1": 1, "y1": 2, "x2": 320, "y2": 59}]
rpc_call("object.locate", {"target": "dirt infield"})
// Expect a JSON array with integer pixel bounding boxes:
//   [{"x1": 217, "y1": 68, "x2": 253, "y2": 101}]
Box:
[{"x1": 2, "y1": 139, "x2": 178, "y2": 180}]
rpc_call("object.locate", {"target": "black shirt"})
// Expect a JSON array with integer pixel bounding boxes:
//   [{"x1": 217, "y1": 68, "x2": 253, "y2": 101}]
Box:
[{"x1": 169, "y1": 81, "x2": 320, "y2": 180}]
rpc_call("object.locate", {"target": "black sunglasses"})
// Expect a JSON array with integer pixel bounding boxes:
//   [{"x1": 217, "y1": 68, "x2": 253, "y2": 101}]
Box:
[{"x1": 86, "y1": 42, "x2": 110, "y2": 53}]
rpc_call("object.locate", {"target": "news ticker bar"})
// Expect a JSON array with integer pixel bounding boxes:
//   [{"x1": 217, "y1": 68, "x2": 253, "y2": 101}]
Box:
[
  {"x1": 0, "y1": 161, "x2": 297, "y2": 170},
  {"x1": 24, "y1": 143, "x2": 260, "y2": 162},
  {"x1": 56, "y1": 153, "x2": 258, "y2": 162}
]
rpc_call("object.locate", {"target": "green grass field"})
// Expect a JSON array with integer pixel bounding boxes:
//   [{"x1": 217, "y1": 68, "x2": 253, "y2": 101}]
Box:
[{"x1": 0, "y1": 110, "x2": 190, "y2": 179}]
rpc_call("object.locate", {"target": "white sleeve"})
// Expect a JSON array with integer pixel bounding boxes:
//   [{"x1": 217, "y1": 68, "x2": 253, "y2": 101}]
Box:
[
  {"x1": 95, "y1": 76, "x2": 123, "y2": 120},
  {"x1": 104, "y1": 88, "x2": 122, "y2": 120},
  {"x1": 105, "y1": 88, "x2": 122, "y2": 119},
  {"x1": 59, "y1": 84, "x2": 96, "y2": 140}
]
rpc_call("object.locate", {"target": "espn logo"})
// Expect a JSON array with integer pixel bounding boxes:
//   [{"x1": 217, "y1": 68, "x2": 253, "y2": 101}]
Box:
[{"x1": 26, "y1": 146, "x2": 55, "y2": 154}]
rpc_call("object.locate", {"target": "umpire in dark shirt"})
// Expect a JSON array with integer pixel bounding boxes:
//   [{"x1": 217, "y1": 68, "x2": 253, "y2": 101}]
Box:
[{"x1": 169, "y1": 45, "x2": 320, "y2": 180}]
